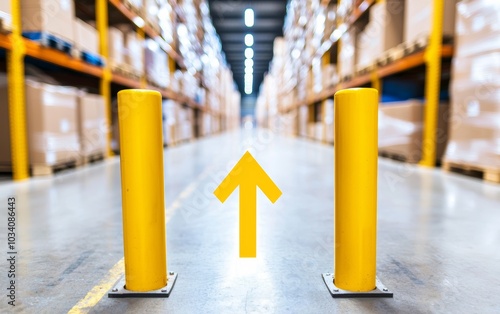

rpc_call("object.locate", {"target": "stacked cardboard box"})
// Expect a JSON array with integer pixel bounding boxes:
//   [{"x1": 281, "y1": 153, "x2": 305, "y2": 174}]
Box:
[
  {"x1": 379, "y1": 100, "x2": 449, "y2": 162},
  {"x1": 74, "y1": 18, "x2": 98, "y2": 55},
  {"x1": 357, "y1": 0, "x2": 404, "y2": 72},
  {"x1": 0, "y1": 76, "x2": 80, "y2": 171},
  {"x1": 145, "y1": 39, "x2": 169, "y2": 88},
  {"x1": 338, "y1": 28, "x2": 356, "y2": 79},
  {"x1": 404, "y1": 0, "x2": 457, "y2": 44},
  {"x1": 324, "y1": 99, "x2": 334, "y2": 144},
  {"x1": 144, "y1": 0, "x2": 160, "y2": 27},
  {"x1": 444, "y1": 0, "x2": 500, "y2": 170},
  {"x1": 125, "y1": 0, "x2": 143, "y2": 14},
  {"x1": 77, "y1": 93, "x2": 106, "y2": 159},
  {"x1": 108, "y1": 27, "x2": 125, "y2": 68},
  {"x1": 162, "y1": 100, "x2": 178, "y2": 146},
  {"x1": 0, "y1": 76, "x2": 12, "y2": 169},
  {"x1": 21, "y1": 0, "x2": 75, "y2": 44},
  {"x1": 124, "y1": 30, "x2": 145, "y2": 75},
  {"x1": 158, "y1": 0, "x2": 174, "y2": 43},
  {"x1": 0, "y1": 0, "x2": 11, "y2": 31}
]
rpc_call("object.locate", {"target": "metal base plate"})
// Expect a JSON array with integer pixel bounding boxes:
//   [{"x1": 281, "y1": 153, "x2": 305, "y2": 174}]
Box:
[
  {"x1": 108, "y1": 272, "x2": 178, "y2": 298},
  {"x1": 322, "y1": 273, "x2": 393, "y2": 298}
]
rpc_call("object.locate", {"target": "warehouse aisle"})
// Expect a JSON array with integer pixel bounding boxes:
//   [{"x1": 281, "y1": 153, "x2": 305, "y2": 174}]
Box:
[{"x1": 0, "y1": 130, "x2": 499, "y2": 313}]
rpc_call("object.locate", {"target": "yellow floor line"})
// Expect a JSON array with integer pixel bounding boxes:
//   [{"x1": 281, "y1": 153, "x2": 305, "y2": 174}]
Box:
[
  {"x1": 67, "y1": 165, "x2": 214, "y2": 314},
  {"x1": 67, "y1": 259, "x2": 124, "y2": 314}
]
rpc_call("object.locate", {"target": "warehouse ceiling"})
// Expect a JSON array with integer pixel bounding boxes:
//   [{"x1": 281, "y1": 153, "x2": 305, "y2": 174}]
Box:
[{"x1": 208, "y1": 0, "x2": 287, "y2": 96}]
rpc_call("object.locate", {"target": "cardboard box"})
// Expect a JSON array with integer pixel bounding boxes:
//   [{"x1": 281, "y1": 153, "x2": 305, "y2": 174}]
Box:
[
  {"x1": 379, "y1": 100, "x2": 449, "y2": 162},
  {"x1": 0, "y1": 0, "x2": 11, "y2": 30},
  {"x1": 145, "y1": 39, "x2": 169, "y2": 88},
  {"x1": 0, "y1": 76, "x2": 11, "y2": 168},
  {"x1": 124, "y1": 31, "x2": 144, "y2": 74},
  {"x1": 339, "y1": 28, "x2": 356, "y2": 79},
  {"x1": 405, "y1": 0, "x2": 457, "y2": 44},
  {"x1": 455, "y1": 0, "x2": 500, "y2": 58},
  {"x1": 74, "y1": 18, "x2": 98, "y2": 55},
  {"x1": 299, "y1": 106, "x2": 308, "y2": 137},
  {"x1": 448, "y1": 50, "x2": 500, "y2": 163},
  {"x1": 356, "y1": 0, "x2": 403, "y2": 70},
  {"x1": 77, "y1": 93, "x2": 106, "y2": 158},
  {"x1": 124, "y1": 0, "x2": 143, "y2": 13},
  {"x1": 26, "y1": 80, "x2": 80, "y2": 166},
  {"x1": 21, "y1": 0, "x2": 75, "y2": 43},
  {"x1": 0, "y1": 77, "x2": 80, "y2": 169},
  {"x1": 162, "y1": 100, "x2": 179, "y2": 145},
  {"x1": 108, "y1": 27, "x2": 125, "y2": 67},
  {"x1": 144, "y1": 0, "x2": 159, "y2": 25}
]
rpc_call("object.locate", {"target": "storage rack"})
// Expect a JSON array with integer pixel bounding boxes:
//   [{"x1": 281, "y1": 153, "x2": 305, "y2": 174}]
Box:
[
  {"x1": 266, "y1": 0, "x2": 452, "y2": 168},
  {"x1": 1, "y1": 0, "x2": 239, "y2": 181}
]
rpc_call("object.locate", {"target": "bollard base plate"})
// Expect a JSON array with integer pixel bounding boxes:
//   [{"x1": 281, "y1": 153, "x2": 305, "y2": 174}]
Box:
[
  {"x1": 321, "y1": 273, "x2": 393, "y2": 298},
  {"x1": 108, "y1": 272, "x2": 178, "y2": 298}
]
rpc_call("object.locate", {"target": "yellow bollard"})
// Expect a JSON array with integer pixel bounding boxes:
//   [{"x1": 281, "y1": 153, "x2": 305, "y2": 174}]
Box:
[
  {"x1": 109, "y1": 89, "x2": 176, "y2": 298},
  {"x1": 322, "y1": 88, "x2": 392, "y2": 298}
]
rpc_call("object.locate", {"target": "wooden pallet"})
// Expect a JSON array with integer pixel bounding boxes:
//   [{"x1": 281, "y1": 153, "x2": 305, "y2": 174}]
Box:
[
  {"x1": 22, "y1": 31, "x2": 74, "y2": 55},
  {"x1": 340, "y1": 74, "x2": 353, "y2": 83},
  {"x1": 111, "y1": 63, "x2": 142, "y2": 81},
  {"x1": 31, "y1": 158, "x2": 80, "y2": 177},
  {"x1": 80, "y1": 152, "x2": 105, "y2": 166},
  {"x1": 147, "y1": 79, "x2": 167, "y2": 90},
  {"x1": 442, "y1": 161, "x2": 500, "y2": 184},
  {"x1": 355, "y1": 62, "x2": 376, "y2": 76},
  {"x1": 123, "y1": 0, "x2": 144, "y2": 16},
  {"x1": 379, "y1": 150, "x2": 420, "y2": 164},
  {"x1": 73, "y1": 49, "x2": 105, "y2": 67}
]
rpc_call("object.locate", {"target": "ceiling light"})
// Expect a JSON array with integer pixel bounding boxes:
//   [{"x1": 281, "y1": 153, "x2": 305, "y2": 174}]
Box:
[
  {"x1": 245, "y1": 67, "x2": 253, "y2": 74},
  {"x1": 245, "y1": 9, "x2": 254, "y2": 27},
  {"x1": 245, "y1": 34, "x2": 254, "y2": 46},
  {"x1": 245, "y1": 48, "x2": 254, "y2": 59},
  {"x1": 245, "y1": 59, "x2": 254, "y2": 67}
]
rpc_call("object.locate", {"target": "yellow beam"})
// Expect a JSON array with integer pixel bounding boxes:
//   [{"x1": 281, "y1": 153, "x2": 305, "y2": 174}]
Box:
[
  {"x1": 96, "y1": 0, "x2": 113, "y2": 157},
  {"x1": 334, "y1": 88, "x2": 378, "y2": 291},
  {"x1": 420, "y1": 0, "x2": 444, "y2": 167},
  {"x1": 8, "y1": 0, "x2": 29, "y2": 180},
  {"x1": 118, "y1": 90, "x2": 167, "y2": 291}
]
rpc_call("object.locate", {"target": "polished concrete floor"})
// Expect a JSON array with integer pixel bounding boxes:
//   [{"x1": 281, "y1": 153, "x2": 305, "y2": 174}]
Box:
[{"x1": 0, "y1": 129, "x2": 499, "y2": 313}]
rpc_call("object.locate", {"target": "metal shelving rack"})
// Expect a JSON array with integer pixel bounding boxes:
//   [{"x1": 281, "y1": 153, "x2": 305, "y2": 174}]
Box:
[
  {"x1": 2, "y1": 0, "x2": 232, "y2": 180},
  {"x1": 281, "y1": 0, "x2": 451, "y2": 168}
]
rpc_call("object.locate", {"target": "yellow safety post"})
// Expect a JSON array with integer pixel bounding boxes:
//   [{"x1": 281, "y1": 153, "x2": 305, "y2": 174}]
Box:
[
  {"x1": 96, "y1": 0, "x2": 113, "y2": 157},
  {"x1": 322, "y1": 88, "x2": 392, "y2": 298},
  {"x1": 108, "y1": 90, "x2": 177, "y2": 298},
  {"x1": 420, "y1": 0, "x2": 444, "y2": 167},
  {"x1": 8, "y1": 0, "x2": 29, "y2": 180}
]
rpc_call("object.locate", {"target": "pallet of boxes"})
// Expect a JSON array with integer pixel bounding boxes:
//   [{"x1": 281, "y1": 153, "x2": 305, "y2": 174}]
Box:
[
  {"x1": 443, "y1": 0, "x2": 500, "y2": 183},
  {"x1": 376, "y1": 0, "x2": 454, "y2": 164},
  {"x1": 0, "y1": 74, "x2": 106, "y2": 176}
]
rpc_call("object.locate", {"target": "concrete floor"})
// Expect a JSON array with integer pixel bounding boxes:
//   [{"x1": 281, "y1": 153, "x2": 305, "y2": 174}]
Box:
[{"x1": 1, "y1": 129, "x2": 499, "y2": 313}]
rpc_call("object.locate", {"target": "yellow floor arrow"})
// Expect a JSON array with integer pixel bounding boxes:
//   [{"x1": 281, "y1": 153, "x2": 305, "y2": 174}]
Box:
[{"x1": 214, "y1": 151, "x2": 282, "y2": 258}]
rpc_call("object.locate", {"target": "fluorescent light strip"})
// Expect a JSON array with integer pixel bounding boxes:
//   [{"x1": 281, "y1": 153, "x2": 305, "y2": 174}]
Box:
[
  {"x1": 245, "y1": 34, "x2": 254, "y2": 46},
  {"x1": 245, "y1": 48, "x2": 254, "y2": 59},
  {"x1": 245, "y1": 9, "x2": 254, "y2": 27}
]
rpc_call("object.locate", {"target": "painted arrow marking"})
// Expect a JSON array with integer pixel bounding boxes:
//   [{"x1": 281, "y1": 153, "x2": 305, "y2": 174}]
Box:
[{"x1": 214, "y1": 151, "x2": 282, "y2": 258}]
